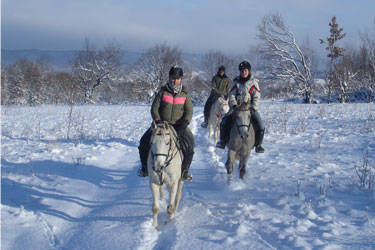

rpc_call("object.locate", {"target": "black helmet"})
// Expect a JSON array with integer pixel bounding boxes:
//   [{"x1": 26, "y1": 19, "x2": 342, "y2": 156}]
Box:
[
  {"x1": 169, "y1": 66, "x2": 183, "y2": 78},
  {"x1": 218, "y1": 66, "x2": 225, "y2": 72},
  {"x1": 239, "y1": 61, "x2": 251, "y2": 71}
]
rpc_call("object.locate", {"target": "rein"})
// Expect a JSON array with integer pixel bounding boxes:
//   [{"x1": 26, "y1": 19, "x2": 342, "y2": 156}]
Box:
[{"x1": 235, "y1": 107, "x2": 252, "y2": 139}]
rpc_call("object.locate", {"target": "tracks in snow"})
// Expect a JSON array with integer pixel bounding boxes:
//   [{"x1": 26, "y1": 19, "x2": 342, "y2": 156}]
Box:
[{"x1": 136, "y1": 112, "x2": 275, "y2": 249}]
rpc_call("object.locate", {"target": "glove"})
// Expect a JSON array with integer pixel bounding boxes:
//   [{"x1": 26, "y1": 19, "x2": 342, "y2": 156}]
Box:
[{"x1": 155, "y1": 119, "x2": 164, "y2": 125}]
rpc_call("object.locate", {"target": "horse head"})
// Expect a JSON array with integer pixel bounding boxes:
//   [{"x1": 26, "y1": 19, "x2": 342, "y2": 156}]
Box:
[
  {"x1": 151, "y1": 121, "x2": 173, "y2": 171},
  {"x1": 218, "y1": 96, "x2": 230, "y2": 116},
  {"x1": 235, "y1": 102, "x2": 253, "y2": 140}
]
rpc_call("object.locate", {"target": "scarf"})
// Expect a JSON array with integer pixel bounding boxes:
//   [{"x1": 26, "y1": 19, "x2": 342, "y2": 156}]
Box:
[
  {"x1": 168, "y1": 81, "x2": 182, "y2": 94},
  {"x1": 238, "y1": 74, "x2": 251, "y2": 84}
]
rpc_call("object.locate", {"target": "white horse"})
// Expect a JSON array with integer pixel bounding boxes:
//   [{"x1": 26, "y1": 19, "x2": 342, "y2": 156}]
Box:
[
  {"x1": 208, "y1": 96, "x2": 229, "y2": 144},
  {"x1": 226, "y1": 102, "x2": 255, "y2": 183},
  {"x1": 148, "y1": 121, "x2": 184, "y2": 227}
]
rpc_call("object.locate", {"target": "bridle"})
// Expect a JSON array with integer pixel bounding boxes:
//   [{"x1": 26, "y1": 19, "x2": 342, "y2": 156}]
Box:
[
  {"x1": 150, "y1": 127, "x2": 180, "y2": 185},
  {"x1": 235, "y1": 107, "x2": 252, "y2": 140}
]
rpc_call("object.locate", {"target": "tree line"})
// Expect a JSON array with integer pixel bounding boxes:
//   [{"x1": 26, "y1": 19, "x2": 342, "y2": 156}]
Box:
[{"x1": 1, "y1": 13, "x2": 374, "y2": 106}]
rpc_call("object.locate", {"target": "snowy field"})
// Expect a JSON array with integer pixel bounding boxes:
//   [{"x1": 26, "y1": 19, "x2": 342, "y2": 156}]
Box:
[{"x1": 1, "y1": 102, "x2": 375, "y2": 250}]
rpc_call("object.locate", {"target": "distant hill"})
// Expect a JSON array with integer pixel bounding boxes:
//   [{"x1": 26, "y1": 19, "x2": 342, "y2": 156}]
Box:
[
  {"x1": 1, "y1": 49, "x2": 143, "y2": 71},
  {"x1": 2, "y1": 49, "x2": 77, "y2": 70},
  {"x1": 1, "y1": 49, "x2": 204, "y2": 72}
]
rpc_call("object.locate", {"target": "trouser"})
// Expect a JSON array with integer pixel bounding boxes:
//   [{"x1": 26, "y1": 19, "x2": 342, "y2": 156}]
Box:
[
  {"x1": 138, "y1": 124, "x2": 195, "y2": 173},
  {"x1": 203, "y1": 93, "x2": 220, "y2": 122},
  {"x1": 219, "y1": 109, "x2": 265, "y2": 145}
]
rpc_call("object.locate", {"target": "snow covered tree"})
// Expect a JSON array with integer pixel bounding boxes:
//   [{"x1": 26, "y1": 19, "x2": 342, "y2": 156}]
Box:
[
  {"x1": 2, "y1": 59, "x2": 46, "y2": 105},
  {"x1": 257, "y1": 13, "x2": 315, "y2": 103},
  {"x1": 48, "y1": 72, "x2": 83, "y2": 104},
  {"x1": 359, "y1": 18, "x2": 375, "y2": 102},
  {"x1": 332, "y1": 53, "x2": 357, "y2": 103},
  {"x1": 1, "y1": 68, "x2": 10, "y2": 105},
  {"x1": 72, "y1": 39, "x2": 123, "y2": 104},
  {"x1": 321, "y1": 16, "x2": 346, "y2": 103},
  {"x1": 130, "y1": 42, "x2": 182, "y2": 102}
]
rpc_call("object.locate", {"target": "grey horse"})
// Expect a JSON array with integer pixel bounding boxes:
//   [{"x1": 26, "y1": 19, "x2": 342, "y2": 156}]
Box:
[
  {"x1": 148, "y1": 121, "x2": 184, "y2": 227},
  {"x1": 225, "y1": 102, "x2": 255, "y2": 183}
]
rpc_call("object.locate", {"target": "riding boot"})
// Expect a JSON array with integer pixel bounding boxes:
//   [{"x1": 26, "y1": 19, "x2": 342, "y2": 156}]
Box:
[
  {"x1": 181, "y1": 144, "x2": 193, "y2": 181},
  {"x1": 255, "y1": 128, "x2": 265, "y2": 153},
  {"x1": 201, "y1": 120, "x2": 208, "y2": 128},
  {"x1": 179, "y1": 128, "x2": 194, "y2": 181},
  {"x1": 202, "y1": 94, "x2": 218, "y2": 128},
  {"x1": 137, "y1": 148, "x2": 149, "y2": 177},
  {"x1": 216, "y1": 112, "x2": 232, "y2": 149},
  {"x1": 181, "y1": 166, "x2": 192, "y2": 181}
]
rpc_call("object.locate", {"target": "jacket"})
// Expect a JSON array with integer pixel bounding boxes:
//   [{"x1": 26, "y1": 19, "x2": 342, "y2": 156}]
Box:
[
  {"x1": 228, "y1": 74, "x2": 261, "y2": 110},
  {"x1": 211, "y1": 74, "x2": 232, "y2": 98},
  {"x1": 151, "y1": 83, "x2": 193, "y2": 125}
]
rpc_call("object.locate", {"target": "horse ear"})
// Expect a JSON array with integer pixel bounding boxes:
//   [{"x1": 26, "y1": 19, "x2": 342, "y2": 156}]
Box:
[
  {"x1": 152, "y1": 121, "x2": 157, "y2": 129},
  {"x1": 163, "y1": 121, "x2": 169, "y2": 129}
]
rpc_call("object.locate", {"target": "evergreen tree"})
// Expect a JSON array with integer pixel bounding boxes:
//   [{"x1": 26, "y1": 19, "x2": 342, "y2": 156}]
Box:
[{"x1": 321, "y1": 16, "x2": 346, "y2": 103}]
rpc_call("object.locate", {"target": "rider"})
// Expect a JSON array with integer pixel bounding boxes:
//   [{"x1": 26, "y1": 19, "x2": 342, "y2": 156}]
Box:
[
  {"x1": 216, "y1": 61, "x2": 265, "y2": 153},
  {"x1": 201, "y1": 66, "x2": 232, "y2": 128},
  {"x1": 137, "y1": 66, "x2": 194, "y2": 181}
]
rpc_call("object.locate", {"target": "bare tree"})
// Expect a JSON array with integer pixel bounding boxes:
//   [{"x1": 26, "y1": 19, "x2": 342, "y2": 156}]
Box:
[
  {"x1": 1, "y1": 68, "x2": 10, "y2": 105},
  {"x1": 201, "y1": 50, "x2": 237, "y2": 84},
  {"x1": 257, "y1": 13, "x2": 315, "y2": 103},
  {"x1": 72, "y1": 38, "x2": 123, "y2": 104},
  {"x1": 359, "y1": 18, "x2": 375, "y2": 102},
  {"x1": 48, "y1": 72, "x2": 83, "y2": 104},
  {"x1": 130, "y1": 42, "x2": 182, "y2": 102},
  {"x1": 2, "y1": 59, "x2": 47, "y2": 105},
  {"x1": 332, "y1": 51, "x2": 358, "y2": 103}
]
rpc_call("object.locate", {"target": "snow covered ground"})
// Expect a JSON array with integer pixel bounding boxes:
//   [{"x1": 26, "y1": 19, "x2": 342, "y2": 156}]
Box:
[{"x1": 1, "y1": 102, "x2": 375, "y2": 250}]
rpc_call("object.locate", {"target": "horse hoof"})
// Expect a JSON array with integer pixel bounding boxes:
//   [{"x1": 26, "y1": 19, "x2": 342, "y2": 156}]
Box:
[
  {"x1": 227, "y1": 174, "x2": 234, "y2": 184},
  {"x1": 240, "y1": 170, "x2": 245, "y2": 179}
]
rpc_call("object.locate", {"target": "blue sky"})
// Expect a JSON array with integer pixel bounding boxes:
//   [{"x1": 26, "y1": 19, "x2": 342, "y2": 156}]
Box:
[{"x1": 2, "y1": 0, "x2": 374, "y2": 55}]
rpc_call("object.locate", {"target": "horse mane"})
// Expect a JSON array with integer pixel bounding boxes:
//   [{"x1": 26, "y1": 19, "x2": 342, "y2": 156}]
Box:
[{"x1": 237, "y1": 102, "x2": 251, "y2": 111}]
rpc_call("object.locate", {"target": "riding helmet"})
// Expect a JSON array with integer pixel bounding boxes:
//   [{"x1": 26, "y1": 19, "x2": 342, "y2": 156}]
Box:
[
  {"x1": 239, "y1": 61, "x2": 251, "y2": 71},
  {"x1": 218, "y1": 66, "x2": 225, "y2": 72},
  {"x1": 169, "y1": 66, "x2": 183, "y2": 78}
]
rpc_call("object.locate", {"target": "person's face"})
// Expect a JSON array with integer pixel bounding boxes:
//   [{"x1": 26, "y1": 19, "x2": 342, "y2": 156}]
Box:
[
  {"x1": 219, "y1": 71, "x2": 225, "y2": 76},
  {"x1": 240, "y1": 69, "x2": 250, "y2": 78},
  {"x1": 170, "y1": 77, "x2": 182, "y2": 86}
]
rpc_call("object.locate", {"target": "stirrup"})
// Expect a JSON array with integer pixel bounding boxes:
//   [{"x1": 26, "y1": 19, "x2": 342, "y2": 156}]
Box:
[
  {"x1": 182, "y1": 170, "x2": 192, "y2": 181},
  {"x1": 201, "y1": 121, "x2": 208, "y2": 128},
  {"x1": 137, "y1": 166, "x2": 148, "y2": 177},
  {"x1": 216, "y1": 140, "x2": 225, "y2": 149},
  {"x1": 255, "y1": 145, "x2": 265, "y2": 153}
]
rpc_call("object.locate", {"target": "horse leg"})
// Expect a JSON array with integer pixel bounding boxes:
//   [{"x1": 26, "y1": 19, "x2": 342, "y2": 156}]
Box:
[
  {"x1": 214, "y1": 127, "x2": 219, "y2": 145},
  {"x1": 226, "y1": 149, "x2": 236, "y2": 183},
  {"x1": 239, "y1": 160, "x2": 246, "y2": 179},
  {"x1": 167, "y1": 182, "x2": 178, "y2": 219},
  {"x1": 150, "y1": 182, "x2": 160, "y2": 227},
  {"x1": 175, "y1": 179, "x2": 184, "y2": 211},
  {"x1": 160, "y1": 184, "x2": 164, "y2": 201},
  {"x1": 208, "y1": 123, "x2": 212, "y2": 139},
  {"x1": 239, "y1": 153, "x2": 250, "y2": 179}
]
